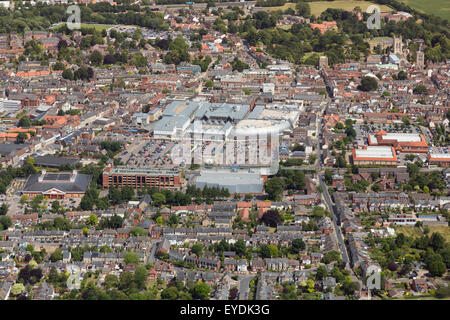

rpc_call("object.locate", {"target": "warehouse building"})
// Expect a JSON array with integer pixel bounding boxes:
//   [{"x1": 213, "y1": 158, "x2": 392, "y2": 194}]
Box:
[
  {"x1": 368, "y1": 130, "x2": 428, "y2": 153},
  {"x1": 428, "y1": 153, "x2": 450, "y2": 166},
  {"x1": 33, "y1": 156, "x2": 80, "y2": 169},
  {"x1": 352, "y1": 146, "x2": 398, "y2": 166},
  {"x1": 22, "y1": 170, "x2": 92, "y2": 199}
]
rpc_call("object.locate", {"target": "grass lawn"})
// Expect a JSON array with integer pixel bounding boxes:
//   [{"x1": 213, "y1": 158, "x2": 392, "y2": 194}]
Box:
[
  {"x1": 264, "y1": 1, "x2": 392, "y2": 15},
  {"x1": 398, "y1": 0, "x2": 450, "y2": 21},
  {"x1": 79, "y1": 24, "x2": 115, "y2": 31},
  {"x1": 395, "y1": 225, "x2": 450, "y2": 242}
]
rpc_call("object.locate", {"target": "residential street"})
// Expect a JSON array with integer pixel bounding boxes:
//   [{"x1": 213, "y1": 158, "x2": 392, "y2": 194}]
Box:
[{"x1": 238, "y1": 274, "x2": 255, "y2": 300}]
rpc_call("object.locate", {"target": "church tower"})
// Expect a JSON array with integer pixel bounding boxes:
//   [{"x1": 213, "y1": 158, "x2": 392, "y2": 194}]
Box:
[
  {"x1": 393, "y1": 35, "x2": 403, "y2": 55},
  {"x1": 416, "y1": 50, "x2": 424, "y2": 68}
]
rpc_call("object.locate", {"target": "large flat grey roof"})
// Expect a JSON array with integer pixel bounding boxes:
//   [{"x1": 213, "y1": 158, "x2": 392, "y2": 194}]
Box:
[
  {"x1": 163, "y1": 101, "x2": 200, "y2": 118},
  {"x1": 196, "y1": 172, "x2": 263, "y2": 194},
  {"x1": 105, "y1": 166, "x2": 180, "y2": 176},
  {"x1": 0, "y1": 143, "x2": 28, "y2": 156},
  {"x1": 33, "y1": 156, "x2": 80, "y2": 168}
]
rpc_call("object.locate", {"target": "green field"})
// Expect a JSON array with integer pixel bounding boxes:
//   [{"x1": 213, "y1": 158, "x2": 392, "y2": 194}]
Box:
[
  {"x1": 395, "y1": 225, "x2": 450, "y2": 242},
  {"x1": 265, "y1": 1, "x2": 392, "y2": 15},
  {"x1": 399, "y1": 0, "x2": 450, "y2": 21}
]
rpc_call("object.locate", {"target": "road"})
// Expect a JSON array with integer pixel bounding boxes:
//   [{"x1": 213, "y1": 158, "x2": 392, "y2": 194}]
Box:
[
  {"x1": 318, "y1": 174, "x2": 350, "y2": 266},
  {"x1": 314, "y1": 109, "x2": 366, "y2": 291},
  {"x1": 238, "y1": 274, "x2": 255, "y2": 300},
  {"x1": 279, "y1": 166, "x2": 317, "y2": 171},
  {"x1": 314, "y1": 107, "x2": 350, "y2": 267},
  {"x1": 147, "y1": 241, "x2": 160, "y2": 264}
]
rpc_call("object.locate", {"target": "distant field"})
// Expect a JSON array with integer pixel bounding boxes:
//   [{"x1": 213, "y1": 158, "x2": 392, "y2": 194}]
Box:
[
  {"x1": 396, "y1": 225, "x2": 450, "y2": 242},
  {"x1": 51, "y1": 23, "x2": 114, "y2": 31},
  {"x1": 264, "y1": 1, "x2": 392, "y2": 15},
  {"x1": 398, "y1": 0, "x2": 450, "y2": 21}
]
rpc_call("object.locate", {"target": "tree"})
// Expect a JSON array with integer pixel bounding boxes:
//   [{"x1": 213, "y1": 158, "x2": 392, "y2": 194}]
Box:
[
  {"x1": 50, "y1": 248, "x2": 63, "y2": 262},
  {"x1": 335, "y1": 154, "x2": 347, "y2": 168},
  {"x1": 87, "y1": 214, "x2": 99, "y2": 226},
  {"x1": 120, "y1": 186, "x2": 134, "y2": 202},
  {"x1": 119, "y1": 271, "x2": 135, "y2": 293},
  {"x1": 134, "y1": 265, "x2": 148, "y2": 289},
  {"x1": 388, "y1": 261, "x2": 399, "y2": 271},
  {"x1": 152, "y1": 193, "x2": 166, "y2": 207},
  {"x1": 168, "y1": 214, "x2": 179, "y2": 226},
  {"x1": 161, "y1": 286, "x2": 179, "y2": 300},
  {"x1": 130, "y1": 227, "x2": 147, "y2": 237},
  {"x1": 50, "y1": 200, "x2": 60, "y2": 214},
  {"x1": 259, "y1": 244, "x2": 271, "y2": 258},
  {"x1": 402, "y1": 116, "x2": 410, "y2": 126},
  {"x1": 103, "y1": 54, "x2": 116, "y2": 65},
  {"x1": 360, "y1": 76, "x2": 378, "y2": 91},
  {"x1": 18, "y1": 116, "x2": 32, "y2": 128},
  {"x1": 89, "y1": 50, "x2": 103, "y2": 66},
  {"x1": 104, "y1": 274, "x2": 119, "y2": 290},
  {"x1": 427, "y1": 254, "x2": 446, "y2": 277},
  {"x1": 11, "y1": 283, "x2": 25, "y2": 296},
  {"x1": 242, "y1": 88, "x2": 251, "y2": 95},
  {"x1": 62, "y1": 68, "x2": 74, "y2": 80},
  {"x1": 291, "y1": 238, "x2": 306, "y2": 254},
  {"x1": 342, "y1": 281, "x2": 360, "y2": 296},
  {"x1": 315, "y1": 265, "x2": 328, "y2": 280},
  {"x1": 268, "y1": 244, "x2": 278, "y2": 258},
  {"x1": 0, "y1": 203, "x2": 8, "y2": 215},
  {"x1": 264, "y1": 177, "x2": 284, "y2": 201},
  {"x1": 230, "y1": 57, "x2": 249, "y2": 72},
  {"x1": 163, "y1": 36, "x2": 190, "y2": 65},
  {"x1": 324, "y1": 169, "x2": 332, "y2": 185},
  {"x1": 234, "y1": 239, "x2": 246, "y2": 257},
  {"x1": 191, "y1": 242, "x2": 203, "y2": 256},
  {"x1": 19, "y1": 195, "x2": 29, "y2": 205},
  {"x1": 413, "y1": 85, "x2": 428, "y2": 95},
  {"x1": 124, "y1": 252, "x2": 140, "y2": 265},
  {"x1": 435, "y1": 286, "x2": 450, "y2": 299},
  {"x1": 15, "y1": 132, "x2": 28, "y2": 144},
  {"x1": 48, "y1": 266, "x2": 59, "y2": 284},
  {"x1": 296, "y1": 2, "x2": 311, "y2": 18},
  {"x1": 191, "y1": 281, "x2": 211, "y2": 300},
  {"x1": 397, "y1": 70, "x2": 407, "y2": 80},
  {"x1": 229, "y1": 287, "x2": 239, "y2": 300},
  {"x1": 430, "y1": 232, "x2": 446, "y2": 251},
  {"x1": 261, "y1": 209, "x2": 282, "y2": 227},
  {"x1": 371, "y1": 184, "x2": 381, "y2": 192},
  {"x1": 205, "y1": 79, "x2": 213, "y2": 89}
]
